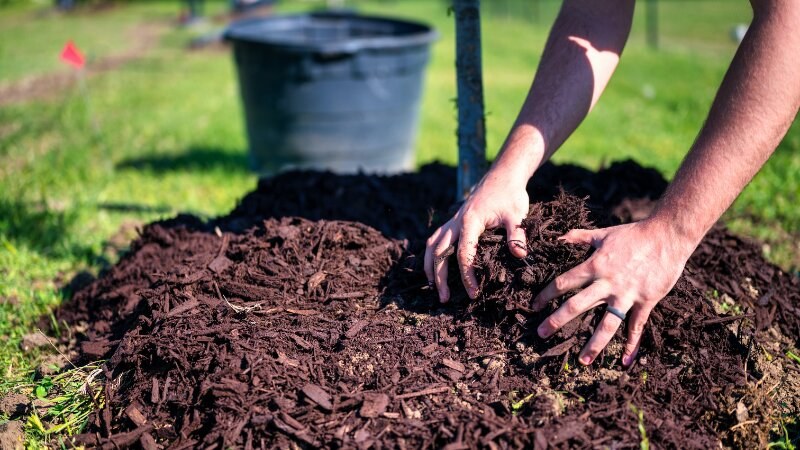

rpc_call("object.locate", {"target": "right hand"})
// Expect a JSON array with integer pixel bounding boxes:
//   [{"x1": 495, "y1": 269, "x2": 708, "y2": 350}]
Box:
[{"x1": 424, "y1": 169, "x2": 531, "y2": 302}]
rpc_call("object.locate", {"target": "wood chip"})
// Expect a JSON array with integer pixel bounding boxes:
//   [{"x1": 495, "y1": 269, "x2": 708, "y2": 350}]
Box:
[
  {"x1": 700, "y1": 313, "x2": 755, "y2": 327},
  {"x1": 285, "y1": 309, "x2": 318, "y2": 316},
  {"x1": 289, "y1": 334, "x2": 313, "y2": 350},
  {"x1": 139, "y1": 433, "x2": 158, "y2": 450},
  {"x1": 541, "y1": 337, "x2": 577, "y2": 358},
  {"x1": 301, "y1": 383, "x2": 333, "y2": 411},
  {"x1": 395, "y1": 385, "x2": 450, "y2": 400},
  {"x1": 208, "y1": 255, "x2": 232, "y2": 274},
  {"x1": 150, "y1": 378, "x2": 159, "y2": 404},
  {"x1": 345, "y1": 320, "x2": 369, "y2": 339},
  {"x1": 442, "y1": 443, "x2": 470, "y2": 450},
  {"x1": 329, "y1": 291, "x2": 366, "y2": 300},
  {"x1": 124, "y1": 404, "x2": 147, "y2": 427},
  {"x1": 276, "y1": 351, "x2": 301, "y2": 368},
  {"x1": 101, "y1": 425, "x2": 154, "y2": 449},
  {"x1": 279, "y1": 412, "x2": 305, "y2": 430},
  {"x1": 307, "y1": 271, "x2": 327, "y2": 290},
  {"x1": 273, "y1": 416, "x2": 316, "y2": 446},
  {"x1": 166, "y1": 299, "x2": 199, "y2": 318},
  {"x1": 420, "y1": 343, "x2": 439, "y2": 356},
  {"x1": 534, "y1": 430, "x2": 548, "y2": 450},
  {"x1": 174, "y1": 271, "x2": 206, "y2": 285},
  {"x1": 354, "y1": 428, "x2": 372, "y2": 444},
  {"x1": 441, "y1": 358, "x2": 465, "y2": 372},
  {"x1": 359, "y1": 393, "x2": 389, "y2": 418}
]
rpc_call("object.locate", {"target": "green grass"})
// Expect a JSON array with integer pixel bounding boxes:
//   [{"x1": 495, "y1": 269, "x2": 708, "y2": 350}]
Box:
[
  {"x1": 629, "y1": 404, "x2": 651, "y2": 450},
  {"x1": 0, "y1": 360, "x2": 105, "y2": 447},
  {"x1": 0, "y1": 1, "x2": 160, "y2": 83},
  {"x1": 0, "y1": 0, "x2": 797, "y2": 445},
  {"x1": 769, "y1": 419, "x2": 799, "y2": 450}
]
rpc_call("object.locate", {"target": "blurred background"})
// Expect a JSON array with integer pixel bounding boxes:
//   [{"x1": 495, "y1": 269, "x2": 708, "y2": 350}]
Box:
[{"x1": 0, "y1": 0, "x2": 798, "y2": 374}]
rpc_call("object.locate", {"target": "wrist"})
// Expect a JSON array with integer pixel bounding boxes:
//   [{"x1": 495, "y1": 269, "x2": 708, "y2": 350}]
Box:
[
  {"x1": 640, "y1": 212, "x2": 703, "y2": 260},
  {"x1": 490, "y1": 125, "x2": 546, "y2": 184}
]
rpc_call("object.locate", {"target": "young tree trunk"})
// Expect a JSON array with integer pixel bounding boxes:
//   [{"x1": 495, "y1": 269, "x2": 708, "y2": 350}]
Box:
[{"x1": 453, "y1": 0, "x2": 487, "y2": 201}]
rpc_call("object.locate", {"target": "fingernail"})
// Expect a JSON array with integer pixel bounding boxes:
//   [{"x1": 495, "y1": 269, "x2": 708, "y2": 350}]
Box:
[
  {"x1": 537, "y1": 324, "x2": 549, "y2": 338},
  {"x1": 623, "y1": 352, "x2": 636, "y2": 366},
  {"x1": 580, "y1": 355, "x2": 591, "y2": 365}
]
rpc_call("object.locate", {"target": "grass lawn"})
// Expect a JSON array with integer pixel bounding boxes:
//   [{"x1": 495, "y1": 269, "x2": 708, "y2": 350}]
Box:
[{"x1": 0, "y1": 0, "x2": 797, "y2": 445}]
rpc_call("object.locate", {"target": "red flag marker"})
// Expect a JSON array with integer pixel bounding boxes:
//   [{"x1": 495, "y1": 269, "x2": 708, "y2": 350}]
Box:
[{"x1": 60, "y1": 41, "x2": 85, "y2": 69}]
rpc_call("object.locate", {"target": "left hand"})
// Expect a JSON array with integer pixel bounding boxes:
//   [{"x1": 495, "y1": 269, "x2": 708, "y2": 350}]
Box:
[{"x1": 532, "y1": 218, "x2": 697, "y2": 367}]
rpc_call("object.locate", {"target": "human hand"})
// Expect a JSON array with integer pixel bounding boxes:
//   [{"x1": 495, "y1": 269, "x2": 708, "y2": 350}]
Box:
[
  {"x1": 424, "y1": 168, "x2": 530, "y2": 302},
  {"x1": 532, "y1": 218, "x2": 697, "y2": 367}
]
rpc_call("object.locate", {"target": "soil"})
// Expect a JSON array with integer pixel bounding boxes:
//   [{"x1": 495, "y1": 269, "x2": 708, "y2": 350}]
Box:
[
  {"x1": 57, "y1": 161, "x2": 799, "y2": 449},
  {"x1": 0, "y1": 393, "x2": 30, "y2": 418},
  {"x1": 0, "y1": 420, "x2": 24, "y2": 450},
  {"x1": 19, "y1": 332, "x2": 51, "y2": 352}
]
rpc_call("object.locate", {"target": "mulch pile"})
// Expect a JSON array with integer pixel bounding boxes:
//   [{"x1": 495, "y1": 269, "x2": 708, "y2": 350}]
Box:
[
  {"x1": 58, "y1": 161, "x2": 799, "y2": 449},
  {"x1": 471, "y1": 192, "x2": 594, "y2": 312}
]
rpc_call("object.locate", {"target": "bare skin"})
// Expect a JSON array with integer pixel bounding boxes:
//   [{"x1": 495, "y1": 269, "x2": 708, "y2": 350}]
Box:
[{"x1": 425, "y1": 0, "x2": 800, "y2": 367}]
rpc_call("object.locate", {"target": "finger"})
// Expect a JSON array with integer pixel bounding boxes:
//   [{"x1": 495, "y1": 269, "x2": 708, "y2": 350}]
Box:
[
  {"x1": 559, "y1": 228, "x2": 609, "y2": 247},
  {"x1": 537, "y1": 282, "x2": 607, "y2": 339},
  {"x1": 457, "y1": 220, "x2": 483, "y2": 300},
  {"x1": 578, "y1": 303, "x2": 629, "y2": 365},
  {"x1": 532, "y1": 259, "x2": 596, "y2": 311},
  {"x1": 504, "y1": 215, "x2": 527, "y2": 258},
  {"x1": 622, "y1": 305, "x2": 652, "y2": 367},
  {"x1": 434, "y1": 227, "x2": 457, "y2": 303},
  {"x1": 424, "y1": 226, "x2": 445, "y2": 284}
]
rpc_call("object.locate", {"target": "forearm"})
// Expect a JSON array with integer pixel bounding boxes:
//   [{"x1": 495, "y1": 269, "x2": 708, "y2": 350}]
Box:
[
  {"x1": 491, "y1": 0, "x2": 634, "y2": 184},
  {"x1": 650, "y1": 2, "x2": 800, "y2": 248}
]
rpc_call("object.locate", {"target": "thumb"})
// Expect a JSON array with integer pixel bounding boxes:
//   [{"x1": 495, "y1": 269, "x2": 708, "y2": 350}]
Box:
[
  {"x1": 504, "y1": 216, "x2": 527, "y2": 258},
  {"x1": 560, "y1": 228, "x2": 607, "y2": 246}
]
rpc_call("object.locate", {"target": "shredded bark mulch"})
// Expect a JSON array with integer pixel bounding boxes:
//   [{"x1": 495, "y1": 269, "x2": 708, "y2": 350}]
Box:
[{"x1": 58, "y1": 161, "x2": 799, "y2": 449}]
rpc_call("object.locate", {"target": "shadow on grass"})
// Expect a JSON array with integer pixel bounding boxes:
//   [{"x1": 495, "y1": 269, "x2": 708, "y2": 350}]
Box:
[
  {"x1": 0, "y1": 198, "x2": 90, "y2": 259},
  {"x1": 96, "y1": 202, "x2": 174, "y2": 214},
  {"x1": 115, "y1": 146, "x2": 250, "y2": 174}
]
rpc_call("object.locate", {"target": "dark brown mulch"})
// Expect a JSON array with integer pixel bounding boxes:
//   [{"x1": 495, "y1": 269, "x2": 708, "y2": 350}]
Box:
[
  {"x1": 58, "y1": 161, "x2": 799, "y2": 449},
  {"x1": 472, "y1": 192, "x2": 595, "y2": 312}
]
